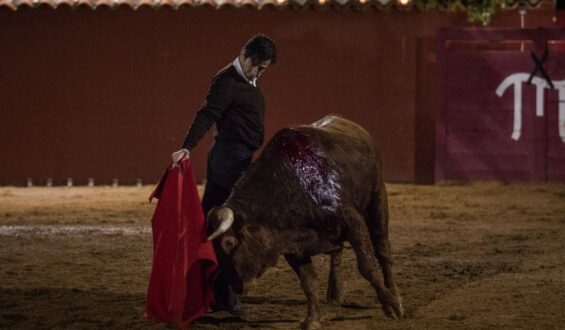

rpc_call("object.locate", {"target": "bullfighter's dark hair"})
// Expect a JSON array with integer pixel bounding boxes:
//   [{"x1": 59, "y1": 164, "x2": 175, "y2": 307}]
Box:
[{"x1": 243, "y1": 34, "x2": 278, "y2": 65}]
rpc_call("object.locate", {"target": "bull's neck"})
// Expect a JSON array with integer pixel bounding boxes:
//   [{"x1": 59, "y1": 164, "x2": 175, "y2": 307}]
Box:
[{"x1": 224, "y1": 197, "x2": 256, "y2": 221}]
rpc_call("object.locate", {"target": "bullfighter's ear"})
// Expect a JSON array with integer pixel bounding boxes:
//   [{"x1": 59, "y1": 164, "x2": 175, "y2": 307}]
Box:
[{"x1": 221, "y1": 235, "x2": 239, "y2": 255}]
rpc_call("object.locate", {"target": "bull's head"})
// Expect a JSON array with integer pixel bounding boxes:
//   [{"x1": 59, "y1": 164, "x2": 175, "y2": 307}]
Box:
[{"x1": 207, "y1": 206, "x2": 278, "y2": 294}]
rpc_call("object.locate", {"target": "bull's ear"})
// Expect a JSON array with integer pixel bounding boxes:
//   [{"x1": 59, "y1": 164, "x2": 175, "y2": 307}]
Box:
[{"x1": 221, "y1": 235, "x2": 239, "y2": 255}]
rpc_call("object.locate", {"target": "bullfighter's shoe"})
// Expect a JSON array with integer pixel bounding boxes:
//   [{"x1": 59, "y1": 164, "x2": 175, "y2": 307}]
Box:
[{"x1": 209, "y1": 302, "x2": 249, "y2": 316}]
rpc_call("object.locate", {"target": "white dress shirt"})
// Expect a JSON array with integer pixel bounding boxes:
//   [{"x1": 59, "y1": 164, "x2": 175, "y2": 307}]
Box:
[{"x1": 233, "y1": 57, "x2": 257, "y2": 87}]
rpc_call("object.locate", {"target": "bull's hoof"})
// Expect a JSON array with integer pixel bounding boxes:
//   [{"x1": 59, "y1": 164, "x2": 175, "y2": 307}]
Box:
[
  {"x1": 326, "y1": 297, "x2": 343, "y2": 306},
  {"x1": 326, "y1": 291, "x2": 343, "y2": 306},
  {"x1": 326, "y1": 283, "x2": 343, "y2": 306},
  {"x1": 380, "y1": 295, "x2": 404, "y2": 320},
  {"x1": 300, "y1": 318, "x2": 322, "y2": 330},
  {"x1": 326, "y1": 285, "x2": 343, "y2": 306}
]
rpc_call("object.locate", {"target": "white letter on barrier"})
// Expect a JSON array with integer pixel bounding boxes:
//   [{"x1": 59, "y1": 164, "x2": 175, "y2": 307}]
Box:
[
  {"x1": 556, "y1": 81, "x2": 565, "y2": 143},
  {"x1": 496, "y1": 73, "x2": 530, "y2": 140}
]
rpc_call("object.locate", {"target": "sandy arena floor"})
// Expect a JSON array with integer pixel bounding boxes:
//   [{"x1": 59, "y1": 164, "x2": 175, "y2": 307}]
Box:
[{"x1": 0, "y1": 183, "x2": 564, "y2": 329}]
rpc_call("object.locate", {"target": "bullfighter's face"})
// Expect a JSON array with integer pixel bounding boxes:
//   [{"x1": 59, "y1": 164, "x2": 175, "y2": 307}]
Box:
[{"x1": 239, "y1": 53, "x2": 271, "y2": 80}]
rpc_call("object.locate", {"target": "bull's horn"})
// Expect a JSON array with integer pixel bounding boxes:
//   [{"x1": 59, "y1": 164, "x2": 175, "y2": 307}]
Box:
[{"x1": 207, "y1": 207, "x2": 234, "y2": 241}]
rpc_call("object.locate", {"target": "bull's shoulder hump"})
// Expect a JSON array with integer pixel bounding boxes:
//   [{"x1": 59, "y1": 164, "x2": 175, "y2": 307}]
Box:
[
  {"x1": 309, "y1": 115, "x2": 372, "y2": 142},
  {"x1": 310, "y1": 115, "x2": 342, "y2": 129},
  {"x1": 271, "y1": 127, "x2": 304, "y2": 138},
  {"x1": 266, "y1": 127, "x2": 313, "y2": 149},
  {"x1": 270, "y1": 116, "x2": 373, "y2": 144}
]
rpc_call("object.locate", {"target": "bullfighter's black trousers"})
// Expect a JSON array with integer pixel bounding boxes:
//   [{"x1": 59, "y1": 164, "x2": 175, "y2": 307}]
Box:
[{"x1": 202, "y1": 140, "x2": 253, "y2": 309}]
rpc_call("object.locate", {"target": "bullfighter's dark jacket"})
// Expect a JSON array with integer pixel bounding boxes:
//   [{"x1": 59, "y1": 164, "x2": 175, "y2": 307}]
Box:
[{"x1": 181, "y1": 64, "x2": 266, "y2": 152}]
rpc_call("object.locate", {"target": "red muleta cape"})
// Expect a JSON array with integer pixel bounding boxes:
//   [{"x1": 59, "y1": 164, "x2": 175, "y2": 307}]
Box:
[{"x1": 145, "y1": 158, "x2": 218, "y2": 329}]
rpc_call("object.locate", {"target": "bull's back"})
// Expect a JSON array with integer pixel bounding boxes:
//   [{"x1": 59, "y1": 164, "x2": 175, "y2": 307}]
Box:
[
  {"x1": 268, "y1": 115, "x2": 379, "y2": 173},
  {"x1": 309, "y1": 115, "x2": 374, "y2": 148},
  {"x1": 307, "y1": 115, "x2": 380, "y2": 171},
  {"x1": 260, "y1": 115, "x2": 379, "y2": 210},
  {"x1": 234, "y1": 115, "x2": 382, "y2": 229}
]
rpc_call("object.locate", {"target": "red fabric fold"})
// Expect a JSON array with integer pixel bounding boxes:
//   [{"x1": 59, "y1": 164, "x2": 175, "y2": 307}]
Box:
[{"x1": 145, "y1": 159, "x2": 218, "y2": 329}]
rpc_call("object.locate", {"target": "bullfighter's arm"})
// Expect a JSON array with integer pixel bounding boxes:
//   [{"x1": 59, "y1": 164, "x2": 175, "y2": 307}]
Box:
[{"x1": 181, "y1": 77, "x2": 233, "y2": 151}]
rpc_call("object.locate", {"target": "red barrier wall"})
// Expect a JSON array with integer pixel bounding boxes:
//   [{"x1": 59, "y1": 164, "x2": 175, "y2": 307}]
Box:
[{"x1": 0, "y1": 6, "x2": 556, "y2": 185}]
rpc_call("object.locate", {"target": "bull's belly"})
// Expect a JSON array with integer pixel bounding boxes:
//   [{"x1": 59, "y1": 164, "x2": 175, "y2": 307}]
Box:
[{"x1": 282, "y1": 228, "x2": 343, "y2": 257}]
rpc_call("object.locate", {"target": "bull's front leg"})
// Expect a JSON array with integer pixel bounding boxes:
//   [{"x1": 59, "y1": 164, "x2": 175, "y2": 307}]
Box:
[
  {"x1": 284, "y1": 254, "x2": 322, "y2": 330},
  {"x1": 344, "y1": 208, "x2": 403, "y2": 320}
]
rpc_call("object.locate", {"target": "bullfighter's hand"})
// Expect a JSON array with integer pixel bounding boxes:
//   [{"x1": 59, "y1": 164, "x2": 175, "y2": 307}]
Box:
[{"x1": 172, "y1": 148, "x2": 190, "y2": 168}]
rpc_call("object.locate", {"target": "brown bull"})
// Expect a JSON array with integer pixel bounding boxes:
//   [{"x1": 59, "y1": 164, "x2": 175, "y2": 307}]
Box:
[{"x1": 207, "y1": 115, "x2": 403, "y2": 329}]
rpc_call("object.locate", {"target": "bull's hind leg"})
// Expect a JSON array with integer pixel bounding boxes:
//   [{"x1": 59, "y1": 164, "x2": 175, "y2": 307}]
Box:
[
  {"x1": 368, "y1": 183, "x2": 403, "y2": 313},
  {"x1": 284, "y1": 254, "x2": 322, "y2": 330},
  {"x1": 326, "y1": 247, "x2": 344, "y2": 305},
  {"x1": 344, "y1": 208, "x2": 403, "y2": 320}
]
